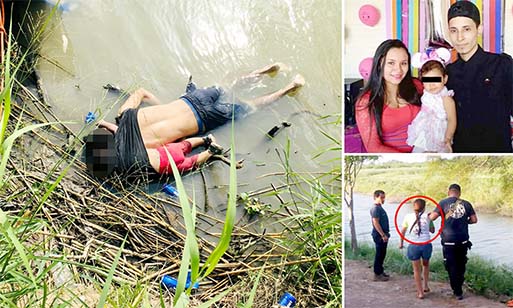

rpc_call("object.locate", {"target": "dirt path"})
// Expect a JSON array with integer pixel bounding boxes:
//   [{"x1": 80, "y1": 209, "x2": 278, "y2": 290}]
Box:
[{"x1": 345, "y1": 259, "x2": 506, "y2": 308}]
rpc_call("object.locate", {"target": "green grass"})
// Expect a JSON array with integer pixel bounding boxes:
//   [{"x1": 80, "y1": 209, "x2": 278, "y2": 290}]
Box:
[
  {"x1": 273, "y1": 115, "x2": 342, "y2": 307},
  {"x1": 164, "y1": 101, "x2": 238, "y2": 308},
  {"x1": 345, "y1": 240, "x2": 513, "y2": 299}
]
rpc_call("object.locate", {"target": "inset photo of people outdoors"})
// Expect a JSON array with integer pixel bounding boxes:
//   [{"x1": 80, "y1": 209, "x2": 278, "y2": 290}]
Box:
[
  {"x1": 344, "y1": 0, "x2": 513, "y2": 154},
  {"x1": 344, "y1": 155, "x2": 513, "y2": 307}
]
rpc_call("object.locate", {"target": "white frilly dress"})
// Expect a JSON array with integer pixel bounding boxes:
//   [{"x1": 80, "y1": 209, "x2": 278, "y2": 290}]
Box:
[{"x1": 407, "y1": 86, "x2": 454, "y2": 152}]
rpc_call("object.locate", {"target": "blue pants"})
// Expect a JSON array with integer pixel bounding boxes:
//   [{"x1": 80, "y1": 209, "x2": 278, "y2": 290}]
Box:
[{"x1": 181, "y1": 86, "x2": 249, "y2": 133}]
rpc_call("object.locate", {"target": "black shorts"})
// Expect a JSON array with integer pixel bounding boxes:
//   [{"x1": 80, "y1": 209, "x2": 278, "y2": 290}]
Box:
[{"x1": 180, "y1": 87, "x2": 251, "y2": 133}]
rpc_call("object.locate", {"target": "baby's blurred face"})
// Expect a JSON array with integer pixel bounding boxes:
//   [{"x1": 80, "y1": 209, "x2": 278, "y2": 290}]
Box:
[{"x1": 422, "y1": 69, "x2": 447, "y2": 95}]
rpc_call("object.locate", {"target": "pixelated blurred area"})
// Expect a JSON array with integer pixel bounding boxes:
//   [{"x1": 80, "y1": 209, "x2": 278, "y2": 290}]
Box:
[{"x1": 84, "y1": 128, "x2": 117, "y2": 179}]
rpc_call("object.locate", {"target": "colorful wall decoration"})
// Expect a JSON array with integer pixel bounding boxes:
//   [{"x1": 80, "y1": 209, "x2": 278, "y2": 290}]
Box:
[{"x1": 385, "y1": 0, "x2": 505, "y2": 55}]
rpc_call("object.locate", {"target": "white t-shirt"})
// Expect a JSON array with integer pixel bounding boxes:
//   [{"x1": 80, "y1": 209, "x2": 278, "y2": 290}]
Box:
[{"x1": 401, "y1": 212, "x2": 434, "y2": 242}]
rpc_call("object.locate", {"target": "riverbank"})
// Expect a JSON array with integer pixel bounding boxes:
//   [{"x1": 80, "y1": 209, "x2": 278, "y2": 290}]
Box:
[
  {"x1": 355, "y1": 158, "x2": 513, "y2": 216},
  {"x1": 344, "y1": 241, "x2": 513, "y2": 303},
  {"x1": 1, "y1": 74, "x2": 341, "y2": 307}
]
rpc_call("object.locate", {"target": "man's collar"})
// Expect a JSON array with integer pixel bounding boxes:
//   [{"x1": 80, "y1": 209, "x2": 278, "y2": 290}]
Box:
[{"x1": 457, "y1": 45, "x2": 485, "y2": 64}]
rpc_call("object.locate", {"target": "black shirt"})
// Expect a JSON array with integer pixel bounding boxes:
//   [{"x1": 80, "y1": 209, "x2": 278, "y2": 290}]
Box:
[
  {"x1": 435, "y1": 196, "x2": 476, "y2": 243},
  {"x1": 446, "y1": 46, "x2": 513, "y2": 153},
  {"x1": 370, "y1": 204, "x2": 389, "y2": 238},
  {"x1": 114, "y1": 108, "x2": 154, "y2": 177}
]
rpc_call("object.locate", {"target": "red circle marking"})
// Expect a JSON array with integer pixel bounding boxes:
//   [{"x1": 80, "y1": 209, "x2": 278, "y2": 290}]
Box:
[{"x1": 394, "y1": 195, "x2": 445, "y2": 245}]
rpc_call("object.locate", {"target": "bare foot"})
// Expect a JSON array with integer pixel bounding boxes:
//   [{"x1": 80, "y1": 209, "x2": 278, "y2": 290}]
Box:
[
  {"x1": 285, "y1": 74, "x2": 305, "y2": 96},
  {"x1": 249, "y1": 62, "x2": 286, "y2": 77}
]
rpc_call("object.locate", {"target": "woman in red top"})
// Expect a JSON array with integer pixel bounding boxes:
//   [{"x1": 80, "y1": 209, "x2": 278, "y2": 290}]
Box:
[{"x1": 355, "y1": 39, "x2": 423, "y2": 152}]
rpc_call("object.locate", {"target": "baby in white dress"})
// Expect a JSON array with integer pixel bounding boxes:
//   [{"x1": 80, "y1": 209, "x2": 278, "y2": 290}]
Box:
[{"x1": 407, "y1": 60, "x2": 457, "y2": 152}]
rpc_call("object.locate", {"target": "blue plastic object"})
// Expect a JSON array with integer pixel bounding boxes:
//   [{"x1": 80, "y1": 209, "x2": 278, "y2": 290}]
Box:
[
  {"x1": 162, "y1": 184, "x2": 179, "y2": 198},
  {"x1": 161, "y1": 272, "x2": 199, "y2": 290},
  {"x1": 85, "y1": 112, "x2": 96, "y2": 124},
  {"x1": 278, "y1": 292, "x2": 296, "y2": 307}
]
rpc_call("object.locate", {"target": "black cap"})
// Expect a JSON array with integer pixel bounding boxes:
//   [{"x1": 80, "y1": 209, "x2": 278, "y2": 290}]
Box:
[
  {"x1": 448, "y1": 183, "x2": 461, "y2": 192},
  {"x1": 448, "y1": 1, "x2": 480, "y2": 25}
]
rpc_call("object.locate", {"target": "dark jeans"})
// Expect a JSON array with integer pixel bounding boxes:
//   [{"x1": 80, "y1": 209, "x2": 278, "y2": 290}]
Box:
[
  {"x1": 442, "y1": 244, "x2": 469, "y2": 296},
  {"x1": 373, "y1": 237, "x2": 388, "y2": 275}
]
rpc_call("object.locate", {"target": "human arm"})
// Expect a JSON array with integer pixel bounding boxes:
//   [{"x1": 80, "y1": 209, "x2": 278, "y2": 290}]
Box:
[
  {"x1": 500, "y1": 54, "x2": 513, "y2": 116},
  {"x1": 399, "y1": 226, "x2": 407, "y2": 249},
  {"x1": 354, "y1": 96, "x2": 403, "y2": 153},
  {"x1": 442, "y1": 95, "x2": 457, "y2": 152},
  {"x1": 118, "y1": 88, "x2": 162, "y2": 116},
  {"x1": 98, "y1": 119, "x2": 118, "y2": 134},
  {"x1": 469, "y1": 214, "x2": 478, "y2": 224},
  {"x1": 429, "y1": 210, "x2": 440, "y2": 221},
  {"x1": 429, "y1": 219, "x2": 435, "y2": 233},
  {"x1": 372, "y1": 217, "x2": 389, "y2": 242},
  {"x1": 184, "y1": 134, "x2": 216, "y2": 149},
  {"x1": 467, "y1": 202, "x2": 478, "y2": 224}
]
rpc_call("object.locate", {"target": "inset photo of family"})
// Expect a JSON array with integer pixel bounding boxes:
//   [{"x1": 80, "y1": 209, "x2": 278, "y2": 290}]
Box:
[
  {"x1": 344, "y1": 155, "x2": 513, "y2": 307},
  {"x1": 344, "y1": 0, "x2": 513, "y2": 153}
]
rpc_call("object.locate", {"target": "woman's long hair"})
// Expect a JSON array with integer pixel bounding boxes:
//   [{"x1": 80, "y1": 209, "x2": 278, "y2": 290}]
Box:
[
  {"x1": 357, "y1": 39, "x2": 421, "y2": 142},
  {"x1": 410, "y1": 199, "x2": 426, "y2": 236}
]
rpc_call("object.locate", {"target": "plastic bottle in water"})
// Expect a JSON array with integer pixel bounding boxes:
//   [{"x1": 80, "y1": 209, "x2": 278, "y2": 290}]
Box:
[
  {"x1": 162, "y1": 184, "x2": 179, "y2": 198},
  {"x1": 278, "y1": 292, "x2": 296, "y2": 308}
]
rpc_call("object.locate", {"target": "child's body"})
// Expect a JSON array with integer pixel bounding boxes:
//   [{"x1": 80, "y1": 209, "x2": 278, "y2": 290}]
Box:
[
  {"x1": 407, "y1": 60, "x2": 457, "y2": 153},
  {"x1": 147, "y1": 134, "x2": 223, "y2": 175}
]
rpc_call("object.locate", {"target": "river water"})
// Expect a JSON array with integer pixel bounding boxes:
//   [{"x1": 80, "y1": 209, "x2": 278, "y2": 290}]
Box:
[
  {"x1": 344, "y1": 194, "x2": 513, "y2": 267},
  {"x1": 31, "y1": 0, "x2": 341, "y2": 233}
]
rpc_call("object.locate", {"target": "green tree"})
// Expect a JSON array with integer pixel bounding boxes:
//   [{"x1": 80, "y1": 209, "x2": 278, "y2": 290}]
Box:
[{"x1": 344, "y1": 156, "x2": 377, "y2": 252}]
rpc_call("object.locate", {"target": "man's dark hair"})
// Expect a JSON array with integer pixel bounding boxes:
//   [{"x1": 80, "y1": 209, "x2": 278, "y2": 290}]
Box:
[
  {"x1": 448, "y1": 183, "x2": 461, "y2": 192},
  {"x1": 85, "y1": 128, "x2": 118, "y2": 179},
  {"x1": 374, "y1": 190, "x2": 385, "y2": 198},
  {"x1": 448, "y1": 1, "x2": 480, "y2": 26}
]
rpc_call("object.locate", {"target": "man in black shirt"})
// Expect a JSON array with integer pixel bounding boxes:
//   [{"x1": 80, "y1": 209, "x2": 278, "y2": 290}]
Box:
[
  {"x1": 370, "y1": 190, "x2": 390, "y2": 281},
  {"x1": 446, "y1": 1, "x2": 513, "y2": 152},
  {"x1": 429, "y1": 184, "x2": 478, "y2": 300}
]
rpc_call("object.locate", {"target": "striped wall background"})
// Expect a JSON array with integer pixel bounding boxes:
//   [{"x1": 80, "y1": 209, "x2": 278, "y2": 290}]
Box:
[{"x1": 344, "y1": 0, "x2": 513, "y2": 78}]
